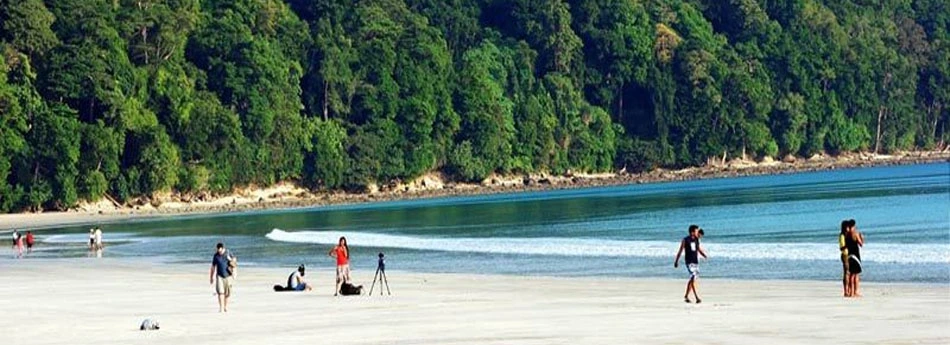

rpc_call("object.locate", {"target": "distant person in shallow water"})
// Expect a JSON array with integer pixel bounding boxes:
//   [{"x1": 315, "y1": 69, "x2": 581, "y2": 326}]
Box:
[
  {"x1": 845, "y1": 219, "x2": 865, "y2": 297},
  {"x1": 674, "y1": 225, "x2": 708, "y2": 303},
  {"x1": 839, "y1": 220, "x2": 851, "y2": 297},
  {"x1": 25, "y1": 231, "x2": 34, "y2": 254},
  {"x1": 94, "y1": 227, "x2": 103, "y2": 251},
  {"x1": 12, "y1": 230, "x2": 23, "y2": 258},
  {"x1": 89, "y1": 229, "x2": 96, "y2": 251},
  {"x1": 328, "y1": 236, "x2": 350, "y2": 296}
]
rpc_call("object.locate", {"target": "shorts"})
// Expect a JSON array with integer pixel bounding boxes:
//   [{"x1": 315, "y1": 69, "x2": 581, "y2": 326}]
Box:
[
  {"x1": 686, "y1": 263, "x2": 699, "y2": 279},
  {"x1": 847, "y1": 256, "x2": 862, "y2": 275},
  {"x1": 294, "y1": 283, "x2": 307, "y2": 291},
  {"x1": 215, "y1": 276, "x2": 232, "y2": 297},
  {"x1": 336, "y1": 264, "x2": 350, "y2": 283}
]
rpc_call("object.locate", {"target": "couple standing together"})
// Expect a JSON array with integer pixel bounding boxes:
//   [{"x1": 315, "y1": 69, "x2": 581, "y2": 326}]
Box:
[{"x1": 839, "y1": 219, "x2": 865, "y2": 297}]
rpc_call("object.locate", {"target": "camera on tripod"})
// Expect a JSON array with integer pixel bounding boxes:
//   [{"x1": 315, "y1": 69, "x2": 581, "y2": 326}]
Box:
[{"x1": 370, "y1": 252, "x2": 391, "y2": 295}]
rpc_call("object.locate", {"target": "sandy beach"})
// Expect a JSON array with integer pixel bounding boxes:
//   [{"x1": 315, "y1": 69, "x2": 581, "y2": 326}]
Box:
[{"x1": 1, "y1": 257, "x2": 947, "y2": 345}]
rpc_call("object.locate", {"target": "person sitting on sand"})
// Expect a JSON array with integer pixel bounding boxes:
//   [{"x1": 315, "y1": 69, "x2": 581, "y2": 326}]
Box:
[
  {"x1": 287, "y1": 265, "x2": 312, "y2": 291},
  {"x1": 839, "y1": 220, "x2": 851, "y2": 297},
  {"x1": 674, "y1": 225, "x2": 708, "y2": 303},
  {"x1": 845, "y1": 219, "x2": 865, "y2": 297},
  {"x1": 328, "y1": 236, "x2": 350, "y2": 296}
]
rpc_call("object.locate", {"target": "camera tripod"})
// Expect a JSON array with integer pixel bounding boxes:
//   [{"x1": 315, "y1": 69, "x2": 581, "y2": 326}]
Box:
[{"x1": 369, "y1": 252, "x2": 391, "y2": 295}]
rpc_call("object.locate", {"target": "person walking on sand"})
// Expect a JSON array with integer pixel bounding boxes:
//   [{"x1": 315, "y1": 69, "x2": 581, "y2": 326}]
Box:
[
  {"x1": 328, "y1": 236, "x2": 350, "y2": 296},
  {"x1": 25, "y1": 231, "x2": 34, "y2": 254},
  {"x1": 210, "y1": 243, "x2": 234, "y2": 312},
  {"x1": 839, "y1": 220, "x2": 851, "y2": 297},
  {"x1": 674, "y1": 225, "x2": 707, "y2": 303},
  {"x1": 845, "y1": 219, "x2": 865, "y2": 297}
]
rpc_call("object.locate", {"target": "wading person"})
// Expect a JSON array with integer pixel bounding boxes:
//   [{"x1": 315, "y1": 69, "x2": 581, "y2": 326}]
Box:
[
  {"x1": 674, "y1": 225, "x2": 708, "y2": 303},
  {"x1": 328, "y1": 236, "x2": 350, "y2": 296},
  {"x1": 25, "y1": 231, "x2": 34, "y2": 254}
]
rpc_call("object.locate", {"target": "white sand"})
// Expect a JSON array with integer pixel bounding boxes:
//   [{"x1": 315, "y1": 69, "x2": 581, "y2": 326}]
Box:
[
  {"x1": 0, "y1": 212, "x2": 142, "y2": 231},
  {"x1": 1, "y1": 258, "x2": 947, "y2": 345}
]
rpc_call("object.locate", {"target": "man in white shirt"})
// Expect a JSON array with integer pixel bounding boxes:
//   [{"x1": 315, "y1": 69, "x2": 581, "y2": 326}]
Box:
[
  {"x1": 288, "y1": 265, "x2": 312, "y2": 291},
  {"x1": 93, "y1": 227, "x2": 103, "y2": 250}
]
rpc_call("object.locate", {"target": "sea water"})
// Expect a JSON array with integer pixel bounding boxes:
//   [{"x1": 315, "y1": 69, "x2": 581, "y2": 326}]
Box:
[{"x1": 31, "y1": 163, "x2": 950, "y2": 283}]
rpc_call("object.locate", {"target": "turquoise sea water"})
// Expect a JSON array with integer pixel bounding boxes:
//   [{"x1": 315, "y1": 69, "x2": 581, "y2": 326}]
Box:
[{"x1": 20, "y1": 163, "x2": 950, "y2": 283}]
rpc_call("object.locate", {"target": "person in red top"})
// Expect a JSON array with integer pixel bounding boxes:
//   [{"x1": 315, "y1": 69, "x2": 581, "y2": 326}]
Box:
[
  {"x1": 328, "y1": 236, "x2": 350, "y2": 296},
  {"x1": 25, "y1": 231, "x2": 35, "y2": 253}
]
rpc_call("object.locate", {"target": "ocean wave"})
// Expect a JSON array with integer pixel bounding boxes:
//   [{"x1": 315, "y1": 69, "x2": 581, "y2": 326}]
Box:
[
  {"x1": 42, "y1": 233, "x2": 145, "y2": 244},
  {"x1": 266, "y1": 229, "x2": 948, "y2": 264}
]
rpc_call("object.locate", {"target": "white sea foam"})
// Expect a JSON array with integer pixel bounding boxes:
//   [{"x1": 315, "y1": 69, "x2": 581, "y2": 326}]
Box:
[
  {"x1": 266, "y1": 229, "x2": 949, "y2": 264},
  {"x1": 42, "y1": 233, "x2": 143, "y2": 244}
]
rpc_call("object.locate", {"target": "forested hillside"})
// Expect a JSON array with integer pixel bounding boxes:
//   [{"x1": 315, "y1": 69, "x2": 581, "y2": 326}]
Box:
[{"x1": 0, "y1": 0, "x2": 946, "y2": 211}]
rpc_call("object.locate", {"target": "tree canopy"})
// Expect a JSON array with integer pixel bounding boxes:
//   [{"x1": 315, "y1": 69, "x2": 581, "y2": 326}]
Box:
[{"x1": 0, "y1": 0, "x2": 946, "y2": 211}]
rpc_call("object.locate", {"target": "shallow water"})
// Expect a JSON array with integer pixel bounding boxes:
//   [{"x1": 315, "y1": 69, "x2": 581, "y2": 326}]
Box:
[{"x1": 25, "y1": 163, "x2": 950, "y2": 283}]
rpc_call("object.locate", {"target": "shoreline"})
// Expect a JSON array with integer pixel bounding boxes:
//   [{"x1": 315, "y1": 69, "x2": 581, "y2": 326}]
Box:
[
  {"x1": 2, "y1": 150, "x2": 948, "y2": 231},
  {"x1": 2, "y1": 257, "x2": 947, "y2": 287},
  {"x1": 2, "y1": 260, "x2": 947, "y2": 344}
]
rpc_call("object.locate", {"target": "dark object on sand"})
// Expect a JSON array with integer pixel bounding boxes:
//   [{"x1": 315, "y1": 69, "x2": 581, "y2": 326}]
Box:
[
  {"x1": 340, "y1": 281, "x2": 363, "y2": 295},
  {"x1": 273, "y1": 284, "x2": 293, "y2": 292},
  {"x1": 140, "y1": 318, "x2": 160, "y2": 331},
  {"x1": 370, "y1": 252, "x2": 391, "y2": 295}
]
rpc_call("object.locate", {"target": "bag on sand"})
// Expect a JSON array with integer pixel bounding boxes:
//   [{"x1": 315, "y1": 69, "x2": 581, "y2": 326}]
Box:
[
  {"x1": 227, "y1": 256, "x2": 237, "y2": 275},
  {"x1": 340, "y1": 282, "x2": 363, "y2": 295},
  {"x1": 139, "y1": 318, "x2": 160, "y2": 331}
]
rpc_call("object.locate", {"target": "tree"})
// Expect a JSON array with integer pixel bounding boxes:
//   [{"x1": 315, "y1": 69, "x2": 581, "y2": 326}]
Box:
[
  {"x1": 452, "y1": 41, "x2": 516, "y2": 180},
  {"x1": 304, "y1": 119, "x2": 347, "y2": 188},
  {"x1": 572, "y1": 0, "x2": 654, "y2": 124},
  {"x1": 0, "y1": 0, "x2": 59, "y2": 56}
]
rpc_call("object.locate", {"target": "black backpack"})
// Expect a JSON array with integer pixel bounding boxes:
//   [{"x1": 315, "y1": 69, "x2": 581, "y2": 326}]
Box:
[{"x1": 340, "y1": 282, "x2": 363, "y2": 295}]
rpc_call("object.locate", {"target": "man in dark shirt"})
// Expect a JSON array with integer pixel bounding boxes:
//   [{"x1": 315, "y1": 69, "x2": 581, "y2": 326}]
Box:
[
  {"x1": 209, "y1": 243, "x2": 233, "y2": 312},
  {"x1": 674, "y1": 225, "x2": 708, "y2": 303},
  {"x1": 845, "y1": 220, "x2": 865, "y2": 297}
]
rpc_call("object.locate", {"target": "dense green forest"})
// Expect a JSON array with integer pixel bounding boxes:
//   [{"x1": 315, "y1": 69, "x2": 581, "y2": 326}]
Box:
[{"x1": 0, "y1": 0, "x2": 946, "y2": 211}]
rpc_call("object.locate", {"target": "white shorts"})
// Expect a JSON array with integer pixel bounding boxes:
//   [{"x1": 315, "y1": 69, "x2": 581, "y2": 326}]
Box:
[{"x1": 686, "y1": 263, "x2": 699, "y2": 279}]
